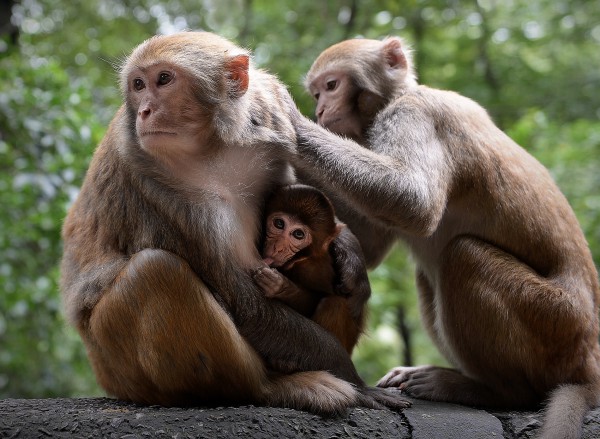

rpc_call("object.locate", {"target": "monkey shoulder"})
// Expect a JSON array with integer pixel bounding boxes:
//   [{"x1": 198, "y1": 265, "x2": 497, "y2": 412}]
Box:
[
  {"x1": 248, "y1": 71, "x2": 295, "y2": 132},
  {"x1": 388, "y1": 86, "x2": 490, "y2": 123}
]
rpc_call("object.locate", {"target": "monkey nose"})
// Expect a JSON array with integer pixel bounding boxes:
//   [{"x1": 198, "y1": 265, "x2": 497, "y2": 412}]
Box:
[{"x1": 139, "y1": 107, "x2": 152, "y2": 120}]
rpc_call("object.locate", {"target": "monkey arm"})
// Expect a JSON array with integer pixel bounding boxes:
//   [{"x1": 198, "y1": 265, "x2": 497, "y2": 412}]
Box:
[
  {"x1": 331, "y1": 226, "x2": 371, "y2": 319},
  {"x1": 227, "y1": 278, "x2": 365, "y2": 385},
  {"x1": 253, "y1": 266, "x2": 320, "y2": 316},
  {"x1": 294, "y1": 112, "x2": 450, "y2": 237},
  {"x1": 294, "y1": 170, "x2": 398, "y2": 268}
]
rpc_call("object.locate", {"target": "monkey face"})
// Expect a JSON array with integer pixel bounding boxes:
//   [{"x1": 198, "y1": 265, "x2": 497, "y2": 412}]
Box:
[
  {"x1": 308, "y1": 70, "x2": 364, "y2": 142},
  {"x1": 126, "y1": 63, "x2": 213, "y2": 158},
  {"x1": 263, "y1": 212, "x2": 313, "y2": 268}
]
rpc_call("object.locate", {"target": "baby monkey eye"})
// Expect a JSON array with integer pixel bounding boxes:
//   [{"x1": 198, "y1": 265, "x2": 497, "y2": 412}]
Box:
[
  {"x1": 133, "y1": 78, "x2": 145, "y2": 91},
  {"x1": 292, "y1": 229, "x2": 305, "y2": 240},
  {"x1": 313, "y1": 92, "x2": 320, "y2": 101},
  {"x1": 326, "y1": 80, "x2": 337, "y2": 91},
  {"x1": 273, "y1": 218, "x2": 285, "y2": 229},
  {"x1": 158, "y1": 72, "x2": 173, "y2": 86}
]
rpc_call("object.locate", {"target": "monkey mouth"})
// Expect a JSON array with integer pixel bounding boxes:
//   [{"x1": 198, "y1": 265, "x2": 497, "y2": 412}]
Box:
[
  {"x1": 263, "y1": 257, "x2": 275, "y2": 267},
  {"x1": 141, "y1": 131, "x2": 176, "y2": 137},
  {"x1": 321, "y1": 118, "x2": 342, "y2": 129},
  {"x1": 263, "y1": 255, "x2": 293, "y2": 268}
]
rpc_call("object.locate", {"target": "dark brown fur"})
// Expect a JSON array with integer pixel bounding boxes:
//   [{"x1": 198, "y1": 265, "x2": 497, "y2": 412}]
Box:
[{"x1": 259, "y1": 184, "x2": 368, "y2": 353}]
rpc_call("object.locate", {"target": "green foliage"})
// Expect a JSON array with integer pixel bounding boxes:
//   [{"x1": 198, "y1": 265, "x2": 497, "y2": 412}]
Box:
[
  {"x1": 0, "y1": 50, "x2": 104, "y2": 396},
  {"x1": 1, "y1": 0, "x2": 599, "y2": 396},
  {"x1": 354, "y1": 246, "x2": 448, "y2": 384}
]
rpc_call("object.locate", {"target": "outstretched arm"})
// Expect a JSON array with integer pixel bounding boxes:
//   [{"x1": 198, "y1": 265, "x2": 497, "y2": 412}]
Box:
[{"x1": 293, "y1": 111, "x2": 450, "y2": 237}]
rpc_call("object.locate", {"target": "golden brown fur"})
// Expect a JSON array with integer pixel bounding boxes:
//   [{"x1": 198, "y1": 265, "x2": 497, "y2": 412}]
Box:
[
  {"x1": 294, "y1": 36, "x2": 600, "y2": 437},
  {"x1": 61, "y1": 32, "x2": 409, "y2": 413}
]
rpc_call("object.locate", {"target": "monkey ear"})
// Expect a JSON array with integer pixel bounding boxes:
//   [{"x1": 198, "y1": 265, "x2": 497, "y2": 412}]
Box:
[
  {"x1": 382, "y1": 38, "x2": 407, "y2": 70},
  {"x1": 322, "y1": 224, "x2": 346, "y2": 252},
  {"x1": 226, "y1": 54, "x2": 250, "y2": 98}
]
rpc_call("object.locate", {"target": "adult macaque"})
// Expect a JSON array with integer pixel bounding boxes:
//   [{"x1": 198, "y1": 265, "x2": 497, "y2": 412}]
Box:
[
  {"x1": 292, "y1": 36, "x2": 600, "y2": 438},
  {"x1": 254, "y1": 184, "x2": 368, "y2": 353},
  {"x1": 60, "y1": 32, "x2": 409, "y2": 413}
]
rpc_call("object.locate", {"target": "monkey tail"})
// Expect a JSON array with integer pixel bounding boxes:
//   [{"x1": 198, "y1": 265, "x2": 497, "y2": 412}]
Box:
[
  {"x1": 262, "y1": 371, "x2": 358, "y2": 415},
  {"x1": 538, "y1": 383, "x2": 599, "y2": 439}
]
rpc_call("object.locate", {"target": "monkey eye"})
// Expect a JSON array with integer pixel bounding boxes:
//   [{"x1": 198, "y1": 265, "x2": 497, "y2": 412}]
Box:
[
  {"x1": 157, "y1": 72, "x2": 173, "y2": 86},
  {"x1": 326, "y1": 80, "x2": 337, "y2": 91},
  {"x1": 313, "y1": 92, "x2": 320, "y2": 101},
  {"x1": 133, "y1": 78, "x2": 145, "y2": 91},
  {"x1": 273, "y1": 218, "x2": 285, "y2": 229},
  {"x1": 292, "y1": 229, "x2": 305, "y2": 240}
]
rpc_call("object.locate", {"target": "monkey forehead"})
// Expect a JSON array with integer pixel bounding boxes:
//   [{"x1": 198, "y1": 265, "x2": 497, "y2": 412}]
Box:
[
  {"x1": 120, "y1": 31, "x2": 249, "y2": 91},
  {"x1": 306, "y1": 39, "x2": 384, "y2": 80}
]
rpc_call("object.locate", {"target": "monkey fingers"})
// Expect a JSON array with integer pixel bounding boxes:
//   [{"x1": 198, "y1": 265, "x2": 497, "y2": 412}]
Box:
[
  {"x1": 355, "y1": 386, "x2": 411, "y2": 412},
  {"x1": 377, "y1": 365, "x2": 424, "y2": 388},
  {"x1": 377, "y1": 366, "x2": 442, "y2": 398},
  {"x1": 377, "y1": 366, "x2": 495, "y2": 405},
  {"x1": 252, "y1": 267, "x2": 285, "y2": 297}
]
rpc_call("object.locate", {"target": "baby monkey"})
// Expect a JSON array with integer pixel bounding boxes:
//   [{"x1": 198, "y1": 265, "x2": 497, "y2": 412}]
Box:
[
  {"x1": 254, "y1": 184, "x2": 368, "y2": 353},
  {"x1": 258, "y1": 184, "x2": 343, "y2": 315}
]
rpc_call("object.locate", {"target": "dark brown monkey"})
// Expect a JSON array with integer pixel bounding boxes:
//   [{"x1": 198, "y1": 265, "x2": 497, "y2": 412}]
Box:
[
  {"x1": 60, "y1": 32, "x2": 409, "y2": 414},
  {"x1": 291, "y1": 36, "x2": 600, "y2": 437},
  {"x1": 254, "y1": 184, "x2": 367, "y2": 353}
]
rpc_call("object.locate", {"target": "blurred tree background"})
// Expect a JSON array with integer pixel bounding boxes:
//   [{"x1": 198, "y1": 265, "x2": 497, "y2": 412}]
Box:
[{"x1": 1, "y1": 0, "x2": 599, "y2": 398}]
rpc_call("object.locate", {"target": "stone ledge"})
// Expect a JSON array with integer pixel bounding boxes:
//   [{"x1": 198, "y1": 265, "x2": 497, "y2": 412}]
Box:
[{"x1": 1, "y1": 397, "x2": 600, "y2": 438}]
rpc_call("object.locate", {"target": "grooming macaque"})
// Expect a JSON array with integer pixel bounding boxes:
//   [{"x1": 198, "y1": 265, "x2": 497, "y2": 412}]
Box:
[
  {"x1": 60, "y1": 32, "x2": 409, "y2": 413},
  {"x1": 254, "y1": 184, "x2": 367, "y2": 353},
  {"x1": 292, "y1": 36, "x2": 600, "y2": 438}
]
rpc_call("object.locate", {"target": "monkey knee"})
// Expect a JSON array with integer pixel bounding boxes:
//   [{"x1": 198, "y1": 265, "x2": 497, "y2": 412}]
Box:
[{"x1": 125, "y1": 249, "x2": 188, "y2": 282}]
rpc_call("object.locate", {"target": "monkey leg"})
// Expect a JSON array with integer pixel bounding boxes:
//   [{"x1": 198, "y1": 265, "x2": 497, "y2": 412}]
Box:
[
  {"x1": 379, "y1": 235, "x2": 599, "y2": 409},
  {"x1": 84, "y1": 249, "x2": 360, "y2": 413},
  {"x1": 313, "y1": 295, "x2": 363, "y2": 355},
  {"x1": 86, "y1": 248, "x2": 267, "y2": 406}
]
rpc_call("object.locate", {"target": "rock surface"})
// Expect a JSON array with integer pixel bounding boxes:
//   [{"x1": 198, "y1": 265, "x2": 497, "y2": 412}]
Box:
[{"x1": 2, "y1": 397, "x2": 600, "y2": 438}]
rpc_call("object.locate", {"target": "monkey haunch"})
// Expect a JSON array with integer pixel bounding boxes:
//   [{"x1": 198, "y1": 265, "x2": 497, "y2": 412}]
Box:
[
  {"x1": 60, "y1": 32, "x2": 408, "y2": 413},
  {"x1": 255, "y1": 184, "x2": 368, "y2": 354},
  {"x1": 294, "y1": 36, "x2": 600, "y2": 438}
]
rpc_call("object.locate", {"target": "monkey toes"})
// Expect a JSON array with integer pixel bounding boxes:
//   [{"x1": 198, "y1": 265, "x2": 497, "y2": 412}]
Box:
[
  {"x1": 377, "y1": 365, "x2": 445, "y2": 400},
  {"x1": 359, "y1": 387, "x2": 412, "y2": 412},
  {"x1": 378, "y1": 365, "x2": 491, "y2": 405}
]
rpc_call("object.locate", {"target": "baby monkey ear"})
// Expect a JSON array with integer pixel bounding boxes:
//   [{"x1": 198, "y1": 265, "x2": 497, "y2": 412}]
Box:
[
  {"x1": 226, "y1": 54, "x2": 250, "y2": 98},
  {"x1": 323, "y1": 223, "x2": 346, "y2": 252}
]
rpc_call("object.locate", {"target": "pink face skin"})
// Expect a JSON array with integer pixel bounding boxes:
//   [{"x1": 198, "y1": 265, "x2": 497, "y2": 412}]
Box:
[
  {"x1": 308, "y1": 70, "x2": 364, "y2": 142},
  {"x1": 127, "y1": 63, "x2": 213, "y2": 162},
  {"x1": 263, "y1": 212, "x2": 312, "y2": 268}
]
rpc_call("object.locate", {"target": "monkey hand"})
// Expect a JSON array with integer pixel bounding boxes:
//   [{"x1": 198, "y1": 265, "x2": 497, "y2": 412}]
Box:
[
  {"x1": 331, "y1": 227, "x2": 371, "y2": 315},
  {"x1": 355, "y1": 386, "x2": 411, "y2": 412},
  {"x1": 252, "y1": 267, "x2": 286, "y2": 297},
  {"x1": 251, "y1": 120, "x2": 297, "y2": 156}
]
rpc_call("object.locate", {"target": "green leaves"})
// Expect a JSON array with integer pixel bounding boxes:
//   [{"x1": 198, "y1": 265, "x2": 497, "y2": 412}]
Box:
[
  {"x1": 0, "y1": 50, "x2": 103, "y2": 398},
  {"x1": 1, "y1": 0, "x2": 599, "y2": 395}
]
